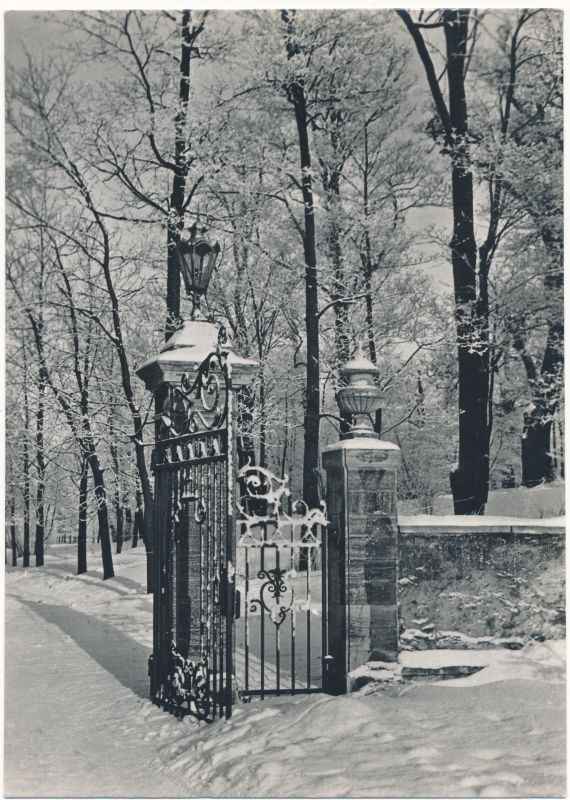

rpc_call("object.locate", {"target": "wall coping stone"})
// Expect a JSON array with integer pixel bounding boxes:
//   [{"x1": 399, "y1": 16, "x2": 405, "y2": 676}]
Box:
[
  {"x1": 398, "y1": 514, "x2": 565, "y2": 536},
  {"x1": 322, "y1": 437, "x2": 400, "y2": 452},
  {"x1": 136, "y1": 319, "x2": 258, "y2": 391}
]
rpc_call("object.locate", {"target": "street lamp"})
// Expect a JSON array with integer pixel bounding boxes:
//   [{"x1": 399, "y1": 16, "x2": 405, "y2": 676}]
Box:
[
  {"x1": 336, "y1": 344, "x2": 383, "y2": 438},
  {"x1": 175, "y1": 223, "x2": 221, "y2": 319}
]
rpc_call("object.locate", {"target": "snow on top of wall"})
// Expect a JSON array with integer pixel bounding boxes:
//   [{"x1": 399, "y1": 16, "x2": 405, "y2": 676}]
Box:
[
  {"x1": 398, "y1": 514, "x2": 565, "y2": 530},
  {"x1": 322, "y1": 436, "x2": 400, "y2": 452},
  {"x1": 433, "y1": 482, "x2": 565, "y2": 518}
]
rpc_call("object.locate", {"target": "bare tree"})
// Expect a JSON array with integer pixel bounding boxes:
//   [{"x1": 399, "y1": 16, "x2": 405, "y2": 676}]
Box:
[{"x1": 396, "y1": 9, "x2": 553, "y2": 512}]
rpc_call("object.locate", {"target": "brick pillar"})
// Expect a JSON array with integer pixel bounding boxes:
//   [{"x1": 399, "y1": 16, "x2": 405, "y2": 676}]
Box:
[{"x1": 322, "y1": 437, "x2": 400, "y2": 693}]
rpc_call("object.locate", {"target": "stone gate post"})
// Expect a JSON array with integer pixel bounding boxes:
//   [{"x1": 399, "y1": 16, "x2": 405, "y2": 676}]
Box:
[{"x1": 322, "y1": 350, "x2": 400, "y2": 694}]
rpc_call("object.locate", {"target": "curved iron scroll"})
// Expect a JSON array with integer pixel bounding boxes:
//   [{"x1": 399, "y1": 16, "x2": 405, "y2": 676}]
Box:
[
  {"x1": 168, "y1": 641, "x2": 210, "y2": 719},
  {"x1": 237, "y1": 463, "x2": 328, "y2": 549},
  {"x1": 158, "y1": 326, "x2": 230, "y2": 444},
  {"x1": 250, "y1": 567, "x2": 294, "y2": 627}
]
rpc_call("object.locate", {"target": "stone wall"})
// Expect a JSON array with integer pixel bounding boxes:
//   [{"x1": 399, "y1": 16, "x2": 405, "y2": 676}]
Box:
[{"x1": 397, "y1": 519, "x2": 565, "y2": 646}]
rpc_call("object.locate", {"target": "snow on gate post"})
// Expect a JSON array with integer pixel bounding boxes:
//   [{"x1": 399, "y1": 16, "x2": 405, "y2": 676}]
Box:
[{"x1": 322, "y1": 349, "x2": 400, "y2": 694}]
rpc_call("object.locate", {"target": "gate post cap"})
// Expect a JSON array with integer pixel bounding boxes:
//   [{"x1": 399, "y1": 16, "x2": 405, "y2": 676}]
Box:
[
  {"x1": 322, "y1": 437, "x2": 400, "y2": 453},
  {"x1": 137, "y1": 319, "x2": 258, "y2": 391},
  {"x1": 322, "y1": 436, "x2": 401, "y2": 470}
]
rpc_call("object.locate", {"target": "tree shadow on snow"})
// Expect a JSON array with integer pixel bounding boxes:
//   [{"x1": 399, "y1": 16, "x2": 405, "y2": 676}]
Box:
[
  {"x1": 108, "y1": 573, "x2": 147, "y2": 593},
  {"x1": 39, "y1": 564, "x2": 144, "y2": 598},
  {"x1": 16, "y1": 598, "x2": 151, "y2": 701}
]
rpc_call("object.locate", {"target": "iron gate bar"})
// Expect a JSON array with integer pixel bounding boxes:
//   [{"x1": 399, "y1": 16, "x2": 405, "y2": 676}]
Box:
[
  {"x1": 321, "y1": 522, "x2": 328, "y2": 678},
  {"x1": 306, "y1": 554, "x2": 311, "y2": 689},
  {"x1": 290, "y1": 520, "x2": 296, "y2": 691},
  {"x1": 260, "y1": 532, "x2": 265, "y2": 699},
  {"x1": 225, "y1": 384, "x2": 234, "y2": 719},
  {"x1": 276, "y1": 548, "x2": 280, "y2": 695},
  {"x1": 244, "y1": 552, "x2": 249, "y2": 692}
]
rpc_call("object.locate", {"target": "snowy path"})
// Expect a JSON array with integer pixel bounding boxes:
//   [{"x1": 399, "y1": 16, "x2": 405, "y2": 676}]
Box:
[
  {"x1": 4, "y1": 544, "x2": 566, "y2": 798},
  {"x1": 4, "y1": 591, "x2": 192, "y2": 798}
]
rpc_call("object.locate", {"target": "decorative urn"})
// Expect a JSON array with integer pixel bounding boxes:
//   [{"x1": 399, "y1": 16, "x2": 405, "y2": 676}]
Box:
[{"x1": 336, "y1": 345, "x2": 383, "y2": 438}]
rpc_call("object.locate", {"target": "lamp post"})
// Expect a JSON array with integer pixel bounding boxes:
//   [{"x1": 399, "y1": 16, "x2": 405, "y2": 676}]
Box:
[
  {"x1": 336, "y1": 344, "x2": 383, "y2": 438},
  {"x1": 174, "y1": 223, "x2": 221, "y2": 320}
]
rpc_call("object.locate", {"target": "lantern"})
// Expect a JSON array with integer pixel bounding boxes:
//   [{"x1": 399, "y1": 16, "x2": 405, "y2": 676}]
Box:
[{"x1": 175, "y1": 223, "x2": 221, "y2": 319}]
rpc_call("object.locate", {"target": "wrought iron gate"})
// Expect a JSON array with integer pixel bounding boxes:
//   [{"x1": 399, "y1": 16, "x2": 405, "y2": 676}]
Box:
[
  {"x1": 235, "y1": 465, "x2": 329, "y2": 698},
  {"x1": 149, "y1": 327, "x2": 331, "y2": 720},
  {"x1": 150, "y1": 331, "x2": 235, "y2": 721}
]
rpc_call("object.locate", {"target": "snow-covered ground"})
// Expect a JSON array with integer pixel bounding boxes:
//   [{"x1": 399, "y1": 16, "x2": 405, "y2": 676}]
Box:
[
  {"x1": 5, "y1": 543, "x2": 566, "y2": 798},
  {"x1": 432, "y1": 481, "x2": 565, "y2": 518}
]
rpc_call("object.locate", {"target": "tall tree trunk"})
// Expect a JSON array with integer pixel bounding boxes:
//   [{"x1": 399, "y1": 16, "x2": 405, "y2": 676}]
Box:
[
  {"x1": 109, "y1": 430, "x2": 124, "y2": 555},
  {"x1": 398, "y1": 9, "x2": 490, "y2": 514},
  {"x1": 280, "y1": 396, "x2": 289, "y2": 480},
  {"x1": 520, "y1": 226, "x2": 563, "y2": 485},
  {"x1": 322, "y1": 154, "x2": 351, "y2": 433},
  {"x1": 558, "y1": 420, "x2": 565, "y2": 480},
  {"x1": 113, "y1": 368, "x2": 154, "y2": 587},
  {"x1": 287, "y1": 82, "x2": 321, "y2": 510},
  {"x1": 444, "y1": 10, "x2": 489, "y2": 514},
  {"x1": 237, "y1": 387, "x2": 256, "y2": 470},
  {"x1": 519, "y1": 319, "x2": 563, "y2": 487},
  {"x1": 88, "y1": 449, "x2": 114, "y2": 580},
  {"x1": 257, "y1": 362, "x2": 269, "y2": 469},
  {"x1": 323, "y1": 165, "x2": 350, "y2": 372},
  {"x1": 22, "y1": 358, "x2": 31, "y2": 568},
  {"x1": 132, "y1": 486, "x2": 142, "y2": 549},
  {"x1": 34, "y1": 372, "x2": 46, "y2": 567},
  {"x1": 10, "y1": 490, "x2": 17, "y2": 567},
  {"x1": 139, "y1": 467, "x2": 154, "y2": 592},
  {"x1": 552, "y1": 415, "x2": 558, "y2": 476},
  {"x1": 115, "y1": 502, "x2": 124, "y2": 555},
  {"x1": 165, "y1": 10, "x2": 205, "y2": 337},
  {"x1": 521, "y1": 416, "x2": 554, "y2": 487},
  {"x1": 361, "y1": 124, "x2": 380, "y2": 436},
  {"x1": 165, "y1": 10, "x2": 190, "y2": 335},
  {"x1": 78, "y1": 457, "x2": 88, "y2": 574},
  {"x1": 362, "y1": 122, "x2": 377, "y2": 367},
  {"x1": 283, "y1": 10, "x2": 321, "y2": 510}
]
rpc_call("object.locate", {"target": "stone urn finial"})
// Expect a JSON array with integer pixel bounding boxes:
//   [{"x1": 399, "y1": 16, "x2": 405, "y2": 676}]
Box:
[{"x1": 336, "y1": 343, "x2": 382, "y2": 438}]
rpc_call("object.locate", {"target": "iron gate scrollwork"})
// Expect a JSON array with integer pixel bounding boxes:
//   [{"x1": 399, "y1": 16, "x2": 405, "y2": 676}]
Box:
[
  {"x1": 235, "y1": 464, "x2": 330, "y2": 698},
  {"x1": 151, "y1": 326, "x2": 236, "y2": 720}
]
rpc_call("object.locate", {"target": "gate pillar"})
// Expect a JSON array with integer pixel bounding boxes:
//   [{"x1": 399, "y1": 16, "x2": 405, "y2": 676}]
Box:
[
  {"x1": 137, "y1": 318, "x2": 257, "y2": 717},
  {"x1": 322, "y1": 350, "x2": 400, "y2": 694}
]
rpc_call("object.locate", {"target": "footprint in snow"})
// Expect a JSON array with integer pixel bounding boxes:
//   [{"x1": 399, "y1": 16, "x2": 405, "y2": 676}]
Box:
[
  {"x1": 478, "y1": 784, "x2": 515, "y2": 797},
  {"x1": 473, "y1": 748, "x2": 502, "y2": 760},
  {"x1": 407, "y1": 745, "x2": 440, "y2": 759}
]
